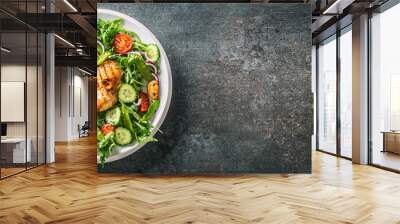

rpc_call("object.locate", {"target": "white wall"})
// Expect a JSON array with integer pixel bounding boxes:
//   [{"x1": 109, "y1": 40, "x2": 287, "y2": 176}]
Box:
[
  {"x1": 71, "y1": 72, "x2": 89, "y2": 139},
  {"x1": 55, "y1": 66, "x2": 69, "y2": 141},
  {"x1": 54, "y1": 67, "x2": 89, "y2": 141}
]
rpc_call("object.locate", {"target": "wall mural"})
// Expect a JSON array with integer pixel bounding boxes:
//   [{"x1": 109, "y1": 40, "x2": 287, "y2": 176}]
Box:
[{"x1": 97, "y1": 3, "x2": 312, "y2": 173}]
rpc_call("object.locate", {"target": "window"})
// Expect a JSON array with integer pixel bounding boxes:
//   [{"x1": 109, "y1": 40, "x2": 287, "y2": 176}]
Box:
[
  {"x1": 317, "y1": 35, "x2": 337, "y2": 154},
  {"x1": 339, "y1": 26, "x2": 352, "y2": 158},
  {"x1": 370, "y1": 3, "x2": 400, "y2": 171}
]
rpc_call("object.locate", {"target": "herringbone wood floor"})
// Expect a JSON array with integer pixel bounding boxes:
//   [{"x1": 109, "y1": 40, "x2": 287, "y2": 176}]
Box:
[{"x1": 1, "y1": 136, "x2": 400, "y2": 224}]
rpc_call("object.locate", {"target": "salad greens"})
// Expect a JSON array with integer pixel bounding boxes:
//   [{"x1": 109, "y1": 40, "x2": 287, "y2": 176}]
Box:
[
  {"x1": 97, "y1": 18, "x2": 161, "y2": 166},
  {"x1": 97, "y1": 19, "x2": 140, "y2": 50}
]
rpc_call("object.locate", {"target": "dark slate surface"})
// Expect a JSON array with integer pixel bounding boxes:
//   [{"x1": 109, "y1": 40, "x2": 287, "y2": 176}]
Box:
[{"x1": 98, "y1": 3, "x2": 312, "y2": 173}]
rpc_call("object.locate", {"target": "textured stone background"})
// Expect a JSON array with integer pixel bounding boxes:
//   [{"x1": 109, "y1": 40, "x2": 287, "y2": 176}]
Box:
[{"x1": 98, "y1": 3, "x2": 312, "y2": 173}]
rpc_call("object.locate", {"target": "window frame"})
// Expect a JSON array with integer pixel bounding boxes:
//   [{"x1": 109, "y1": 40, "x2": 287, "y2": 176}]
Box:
[
  {"x1": 315, "y1": 24, "x2": 353, "y2": 161},
  {"x1": 0, "y1": 1, "x2": 48, "y2": 180}
]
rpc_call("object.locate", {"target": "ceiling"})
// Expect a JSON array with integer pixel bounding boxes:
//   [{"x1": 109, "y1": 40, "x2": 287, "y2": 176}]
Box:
[
  {"x1": 311, "y1": 0, "x2": 390, "y2": 43},
  {"x1": 0, "y1": 0, "x2": 97, "y2": 73}
]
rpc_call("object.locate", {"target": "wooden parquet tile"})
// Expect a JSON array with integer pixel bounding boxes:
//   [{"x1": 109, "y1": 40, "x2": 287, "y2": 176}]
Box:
[{"x1": 1, "y1": 136, "x2": 400, "y2": 223}]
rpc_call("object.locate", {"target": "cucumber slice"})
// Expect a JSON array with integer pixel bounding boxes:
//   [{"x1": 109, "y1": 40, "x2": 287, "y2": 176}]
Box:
[
  {"x1": 146, "y1": 44, "x2": 160, "y2": 63},
  {"x1": 115, "y1": 127, "x2": 132, "y2": 145},
  {"x1": 105, "y1": 107, "x2": 121, "y2": 125},
  {"x1": 118, "y1": 84, "x2": 137, "y2": 103}
]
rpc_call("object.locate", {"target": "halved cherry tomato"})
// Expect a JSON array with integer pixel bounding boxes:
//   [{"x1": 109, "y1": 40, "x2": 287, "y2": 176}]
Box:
[
  {"x1": 101, "y1": 123, "x2": 115, "y2": 135},
  {"x1": 139, "y1": 92, "x2": 149, "y2": 113},
  {"x1": 113, "y1": 33, "x2": 133, "y2": 54}
]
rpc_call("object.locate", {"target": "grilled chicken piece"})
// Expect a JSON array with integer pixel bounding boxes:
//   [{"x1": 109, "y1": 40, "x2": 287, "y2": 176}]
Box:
[
  {"x1": 97, "y1": 60, "x2": 122, "y2": 112},
  {"x1": 147, "y1": 80, "x2": 159, "y2": 100},
  {"x1": 97, "y1": 87, "x2": 117, "y2": 112}
]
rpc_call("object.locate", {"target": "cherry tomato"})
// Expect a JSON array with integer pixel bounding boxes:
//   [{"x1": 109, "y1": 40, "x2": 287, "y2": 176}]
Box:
[
  {"x1": 113, "y1": 33, "x2": 133, "y2": 54},
  {"x1": 101, "y1": 123, "x2": 115, "y2": 135},
  {"x1": 139, "y1": 92, "x2": 149, "y2": 113}
]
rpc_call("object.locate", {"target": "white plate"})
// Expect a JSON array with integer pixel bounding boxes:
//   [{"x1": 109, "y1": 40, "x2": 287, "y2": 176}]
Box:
[{"x1": 97, "y1": 9, "x2": 172, "y2": 163}]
